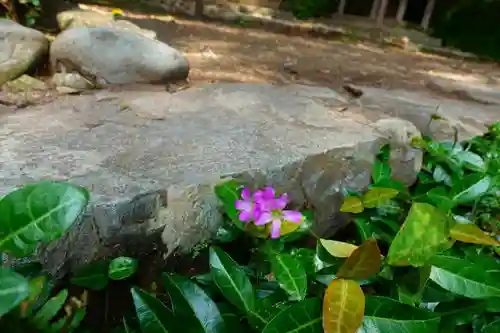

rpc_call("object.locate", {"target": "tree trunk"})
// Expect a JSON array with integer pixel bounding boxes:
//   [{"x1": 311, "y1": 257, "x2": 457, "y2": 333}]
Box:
[
  {"x1": 337, "y1": 0, "x2": 347, "y2": 15},
  {"x1": 421, "y1": 0, "x2": 436, "y2": 30},
  {"x1": 370, "y1": 0, "x2": 380, "y2": 19},
  {"x1": 194, "y1": 0, "x2": 204, "y2": 17},
  {"x1": 376, "y1": 0, "x2": 389, "y2": 27},
  {"x1": 396, "y1": 0, "x2": 408, "y2": 24}
]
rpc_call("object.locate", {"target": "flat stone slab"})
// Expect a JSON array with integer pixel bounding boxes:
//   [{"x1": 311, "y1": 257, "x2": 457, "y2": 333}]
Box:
[{"x1": 1, "y1": 83, "x2": 497, "y2": 276}]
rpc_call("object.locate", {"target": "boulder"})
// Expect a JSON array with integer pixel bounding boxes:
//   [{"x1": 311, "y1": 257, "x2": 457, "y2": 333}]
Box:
[
  {"x1": 57, "y1": 10, "x2": 157, "y2": 39},
  {"x1": 0, "y1": 83, "x2": 496, "y2": 277},
  {"x1": 50, "y1": 27, "x2": 189, "y2": 85},
  {"x1": 0, "y1": 19, "x2": 49, "y2": 85}
]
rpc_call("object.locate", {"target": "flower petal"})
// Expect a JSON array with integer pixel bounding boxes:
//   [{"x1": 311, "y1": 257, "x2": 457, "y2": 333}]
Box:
[
  {"x1": 270, "y1": 219, "x2": 281, "y2": 239},
  {"x1": 235, "y1": 200, "x2": 251, "y2": 212},
  {"x1": 273, "y1": 194, "x2": 289, "y2": 210},
  {"x1": 239, "y1": 211, "x2": 253, "y2": 222},
  {"x1": 260, "y1": 186, "x2": 276, "y2": 200},
  {"x1": 241, "y1": 188, "x2": 252, "y2": 201},
  {"x1": 255, "y1": 212, "x2": 272, "y2": 225},
  {"x1": 282, "y1": 210, "x2": 303, "y2": 223}
]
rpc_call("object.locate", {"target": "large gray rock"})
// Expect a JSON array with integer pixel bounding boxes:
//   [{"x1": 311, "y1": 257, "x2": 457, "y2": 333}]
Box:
[
  {"x1": 427, "y1": 76, "x2": 500, "y2": 106},
  {"x1": 50, "y1": 27, "x2": 189, "y2": 85},
  {"x1": 0, "y1": 19, "x2": 49, "y2": 85},
  {"x1": 57, "y1": 10, "x2": 157, "y2": 40},
  {"x1": 0, "y1": 83, "x2": 496, "y2": 277}
]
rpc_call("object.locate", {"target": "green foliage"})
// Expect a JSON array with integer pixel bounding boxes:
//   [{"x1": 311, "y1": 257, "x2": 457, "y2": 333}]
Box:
[
  {"x1": 280, "y1": 0, "x2": 338, "y2": 19},
  {"x1": 1, "y1": 0, "x2": 42, "y2": 26}
]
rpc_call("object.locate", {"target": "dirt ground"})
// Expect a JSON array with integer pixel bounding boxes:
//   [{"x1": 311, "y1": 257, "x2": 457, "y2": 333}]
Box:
[
  {"x1": 6, "y1": 3, "x2": 500, "y2": 106},
  {"x1": 115, "y1": 10, "x2": 500, "y2": 96}
]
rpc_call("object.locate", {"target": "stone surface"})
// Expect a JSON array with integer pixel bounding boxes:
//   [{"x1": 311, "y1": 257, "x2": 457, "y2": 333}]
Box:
[
  {"x1": 3, "y1": 75, "x2": 48, "y2": 92},
  {"x1": 50, "y1": 27, "x2": 189, "y2": 85},
  {"x1": 57, "y1": 10, "x2": 157, "y2": 39},
  {"x1": 0, "y1": 83, "x2": 497, "y2": 276},
  {"x1": 427, "y1": 76, "x2": 500, "y2": 106},
  {"x1": 52, "y1": 72, "x2": 96, "y2": 91},
  {"x1": 0, "y1": 19, "x2": 49, "y2": 85}
]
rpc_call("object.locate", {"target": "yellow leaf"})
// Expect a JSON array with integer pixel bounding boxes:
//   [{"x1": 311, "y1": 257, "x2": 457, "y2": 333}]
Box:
[
  {"x1": 340, "y1": 196, "x2": 364, "y2": 214},
  {"x1": 245, "y1": 223, "x2": 270, "y2": 238},
  {"x1": 337, "y1": 239, "x2": 382, "y2": 280},
  {"x1": 320, "y1": 239, "x2": 358, "y2": 258},
  {"x1": 362, "y1": 187, "x2": 399, "y2": 208},
  {"x1": 323, "y1": 279, "x2": 365, "y2": 333},
  {"x1": 450, "y1": 224, "x2": 500, "y2": 246},
  {"x1": 279, "y1": 220, "x2": 303, "y2": 236}
]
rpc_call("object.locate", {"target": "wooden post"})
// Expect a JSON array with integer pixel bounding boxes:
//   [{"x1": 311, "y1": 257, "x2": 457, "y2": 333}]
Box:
[
  {"x1": 396, "y1": 0, "x2": 408, "y2": 24},
  {"x1": 376, "y1": 0, "x2": 389, "y2": 27},
  {"x1": 421, "y1": 0, "x2": 436, "y2": 30},
  {"x1": 370, "y1": 0, "x2": 380, "y2": 19},
  {"x1": 337, "y1": 0, "x2": 347, "y2": 15}
]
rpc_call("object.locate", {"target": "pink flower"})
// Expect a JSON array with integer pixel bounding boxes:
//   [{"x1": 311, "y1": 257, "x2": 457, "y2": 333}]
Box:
[{"x1": 235, "y1": 186, "x2": 303, "y2": 239}]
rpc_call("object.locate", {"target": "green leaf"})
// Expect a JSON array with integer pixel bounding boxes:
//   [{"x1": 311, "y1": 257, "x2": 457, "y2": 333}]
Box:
[
  {"x1": 354, "y1": 217, "x2": 373, "y2": 241},
  {"x1": 19, "y1": 275, "x2": 47, "y2": 317},
  {"x1": 0, "y1": 267, "x2": 29, "y2": 317},
  {"x1": 131, "y1": 287, "x2": 173, "y2": 333},
  {"x1": 426, "y1": 187, "x2": 454, "y2": 211},
  {"x1": 214, "y1": 180, "x2": 244, "y2": 228},
  {"x1": 262, "y1": 298, "x2": 322, "y2": 333},
  {"x1": 291, "y1": 248, "x2": 316, "y2": 276},
  {"x1": 434, "y1": 298, "x2": 485, "y2": 327},
  {"x1": 162, "y1": 274, "x2": 226, "y2": 333},
  {"x1": 362, "y1": 188, "x2": 399, "y2": 208},
  {"x1": 269, "y1": 253, "x2": 307, "y2": 301},
  {"x1": 394, "y1": 266, "x2": 431, "y2": 305},
  {"x1": 372, "y1": 159, "x2": 392, "y2": 184},
  {"x1": 282, "y1": 210, "x2": 314, "y2": 242},
  {"x1": 429, "y1": 255, "x2": 500, "y2": 299},
  {"x1": 71, "y1": 260, "x2": 109, "y2": 291},
  {"x1": 387, "y1": 203, "x2": 453, "y2": 267},
  {"x1": 450, "y1": 174, "x2": 491, "y2": 204},
  {"x1": 319, "y1": 239, "x2": 358, "y2": 258},
  {"x1": 209, "y1": 246, "x2": 255, "y2": 313},
  {"x1": 454, "y1": 151, "x2": 487, "y2": 173},
  {"x1": 0, "y1": 181, "x2": 89, "y2": 257},
  {"x1": 337, "y1": 238, "x2": 382, "y2": 280},
  {"x1": 33, "y1": 289, "x2": 68, "y2": 329},
  {"x1": 433, "y1": 165, "x2": 452, "y2": 186},
  {"x1": 322, "y1": 279, "x2": 365, "y2": 333},
  {"x1": 483, "y1": 319, "x2": 500, "y2": 333},
  {"x1": 109, "y1": 257, "x2": 138, "y2": 280},
  {"x1": 340, "y1": 197, "x2": 364, "y2": 214},
  {"x1": 450, "y1": 224, "x2": 500, "y2": 246},
  {"x1": 358, "y1": 296, "x2": 440, "y2": 333}
]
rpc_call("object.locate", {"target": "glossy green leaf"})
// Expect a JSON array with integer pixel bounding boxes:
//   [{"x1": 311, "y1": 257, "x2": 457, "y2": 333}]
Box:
[
  {"x1": 362, "y1": 188, "x2": 399, "y2": 208},
  {"x1": 109, "y1": 257, "x2": 138, "y2": 280},
  {"x1": 131, "y1": 287, "x2": 173, "y2": 333},
  {"x1": 0, "y1": 181, "x2": 89, "y2": 257},
  {"x1": 262, "y1": 298, "x2": 322, "y2": 333},
  {"x1": 33, "y1": 289, "x2": 68, "y2": 329},
  {"x1": 214, "y1": 180, "x2": 244, "y2": 228},
  {"x1": 372, "y1": 159, "x2": 392, "y2": 184},
  {"x1": 0, "y1": 267, "x2": 29, "y2": 317},
  {"x1": 291, "y1": 248, "x2": 316, "y2": 275},
  {"x1": 454, "y1": 151, "x2": 486, "y2": 173},
  {"x1": 394, "y1": 265, "x2": 431, "y2": 305},
  {"x1": 433, "y1": 165, "x2": 452, "y2": 186},
  {"x1": 270, "y1": 253, "x2": 307, "y2": 301},
  {"x1": 434, "y1": 299, "x2": 485, "y2": 327},
  {"x1": 322, "y1": 279, "x2": 365, "y2": 333},
  {"x1": 340, "y1": 197, "x2": 364, "y2": 214},
  {"x1": 450, "y1": 174, "x2": 491, "y2": 204},
  {"x1": 71, "y1": 260, "x2": 109, "y2": 291},
  {"x1": 450, "y1": 224, "x2": 500, "y2": 246},
  {"x1": 162, "y1": 274, "x2": 226, "y2": 333},
  {"x1": 19, "y1": 275, "x2": 47, "y2": 317},
  {"x1": 354, "y1": 217, "x2": 373, "y2": 241},
  {"x1": 358, "y1": 296, "x2": 440, "y2": 333},
  {"x1": 209, "y1": 246, "x2": 255, "y2": 313},
  {"x1": 319, "y1": 239, "x2": 358, "y2": 258},
  {"x1": 337, "y1": 239, "x2": 382, "y2": 280},
  {"x1": 429, "y1": 255, "x2": 500, "y2": 299},
  {"x1": 483, "y1": 319, "x2": 500, "y2": 333},
  {"x1": 426, "y1": 187, "x2": 454, "y2": 211},
  {"x1": 387, "y1": 203, "x2": 453, "y2": 267}
]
